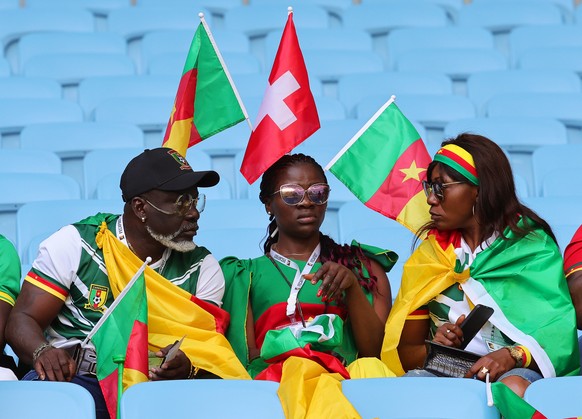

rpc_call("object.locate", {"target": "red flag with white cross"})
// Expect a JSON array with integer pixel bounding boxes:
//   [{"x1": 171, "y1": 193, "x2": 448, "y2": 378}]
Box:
[{"x1": 240, "y1": 10, "x2": 320, "y2": 184}]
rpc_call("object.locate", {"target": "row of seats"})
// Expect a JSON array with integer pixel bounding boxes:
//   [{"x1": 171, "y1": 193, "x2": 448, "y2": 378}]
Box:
[{"x1": 4, "y1": 375, "x2": 582, "y2": 418}]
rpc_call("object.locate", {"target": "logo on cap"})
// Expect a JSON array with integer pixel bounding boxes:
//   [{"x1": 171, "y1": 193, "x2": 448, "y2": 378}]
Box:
[{"x1": 168, "y1": 149, "x2": 191, "y2": 171}]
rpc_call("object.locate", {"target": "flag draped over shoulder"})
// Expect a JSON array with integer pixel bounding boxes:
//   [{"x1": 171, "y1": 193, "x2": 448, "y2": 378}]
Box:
[
  {"x1": 92, "y1": 270, "x2": 148, "y2": 419},
  {"x1": 325, "y1": 97, "x2": 431, "y2": 233},
  {"x1": 95, "y1": 222, "x2": 250, "y2": 380},
  {"x1": 162, "y1": 14, "x2": 246, "y2": 156},
  {"x1": 240, "y1": 11, "x2": 320, "y2": 184},
  {"x1": 381, "y1": 218, "x2": 580, "y2": 378}
]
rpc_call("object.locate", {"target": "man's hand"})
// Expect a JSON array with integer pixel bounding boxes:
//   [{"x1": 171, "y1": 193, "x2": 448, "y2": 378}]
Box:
[
  {"x1": 465, "y1": 348, "x2": 516, "y2": 381},
  {"x1": 34, "y1": 347, "x2": 76, "y2": 382},
  {"x1": 432, "y1": 315, "x2": 465, "y2": 347},
  {"x1": 149, "y1": 344, "x2": 191, "y2": 381}
]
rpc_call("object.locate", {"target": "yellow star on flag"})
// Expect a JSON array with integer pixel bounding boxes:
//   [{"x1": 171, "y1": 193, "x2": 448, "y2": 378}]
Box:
[{"x1": 399, "y1": 160, "x2": 426, "y2": 182}]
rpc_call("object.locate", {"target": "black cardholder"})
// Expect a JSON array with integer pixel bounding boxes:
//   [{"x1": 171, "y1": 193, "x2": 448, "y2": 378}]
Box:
[{"x1": 423, "y1": 340, "x2": 481, "y2": 378}]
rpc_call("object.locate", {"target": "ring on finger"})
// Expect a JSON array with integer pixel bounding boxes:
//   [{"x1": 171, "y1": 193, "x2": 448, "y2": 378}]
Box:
[
  {"x1": 446, "y1": 329, "x2": 451, "y2": 334},
  {"x1": 480, "y1": 367, "x2": 489, "y2": 375}
]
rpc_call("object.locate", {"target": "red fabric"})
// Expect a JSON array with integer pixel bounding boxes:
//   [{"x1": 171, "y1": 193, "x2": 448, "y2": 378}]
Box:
[
  {"x1": 564, "y1": 225, "x2": 582, "y2": 277},
  {"x1": 239, "y1": 12, "x2": 320, "y2": 184},
  {"x1": 190, "y1": 295, "x2": 230, "y2": 335},
  {"x1": 99, "y1": 370, "x2": 118, "y2": 419},
  {"x1": 124, "y1": 320, "x2": 148, "y2": 372},
  {"x1": 431, "y1": 228, "x2": 462, "y2": 252},
  {"x1": 255, "y1": 344, "x2": 350, "y2": 381}
]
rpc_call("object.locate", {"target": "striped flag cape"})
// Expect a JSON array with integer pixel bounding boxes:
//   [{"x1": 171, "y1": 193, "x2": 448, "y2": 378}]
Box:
[
  {"x1": 91, "y1": 265, "x2": 149, "y2": 419},
  {"x1": 94, "y1": 221, "x2": 250, "y2": 381},
  {"x1": 325, "y1": 96, "x2": 431, "y2": 233},
  {"x1": 381, "y1": 217, "x2": 580, "y2": 378},
  {"x1": 162, "y1": 13, "x2": 247, "y2": 156}
]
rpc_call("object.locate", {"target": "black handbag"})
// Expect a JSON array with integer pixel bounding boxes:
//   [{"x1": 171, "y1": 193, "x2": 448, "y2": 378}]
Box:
[{"x1": 423, "y1": 340, "x2": 481, "y2": 378}]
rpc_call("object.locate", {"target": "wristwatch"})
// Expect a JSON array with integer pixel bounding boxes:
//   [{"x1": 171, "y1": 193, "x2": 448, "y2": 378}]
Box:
[{"x1": 507, "y1": 346, "x2": 525, "y2": 368}]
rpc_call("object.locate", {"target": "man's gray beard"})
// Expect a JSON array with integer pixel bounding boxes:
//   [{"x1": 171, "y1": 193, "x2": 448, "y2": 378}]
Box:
[{"x1": 146, "y1": 225, "x2": 197, "y2": 253}]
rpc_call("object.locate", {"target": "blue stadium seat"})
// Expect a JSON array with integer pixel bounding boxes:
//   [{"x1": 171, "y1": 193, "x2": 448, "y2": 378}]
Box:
[
  {"x1": 224, "y1": 4, "x2": 329, "y2": 38},
  {"x1": 342, "y1": 377, "x2": 500, "y2": 419},
  {"x1": 531, "y1": 144, "x2": 582, "y2": 197},
  {"x1": 337, "y1": 200, "x2": 405, "y2": 243},
  {"x1": 302, "y1": 49, "x2": 384, "y2": 83},
  {"x1": 0, "y1": 77, "x2": 62, "y2": 99},
  {"x1": 386, "y1": 27, "x2": 496, "y2": 69},
  {"x1": 467, "y1": 70, "x2": 581, "y2": 116},
  {"x1": 522, "y1": 196, "x2": 582, "y2": 229},
  {"x1": 0, "y1": 381, "x2": 96, "y2": 419},
  {"x1": 78, "y1": 75, "x2": 179, "y2": 118},
  {"x1": 147, "y1": 51, "x2": 261, "y2": 76},
  {"x1": 338, "y1": 72, "x2": 452, "y2": 118},
  {"x1": 541, "y1": 168, "x2": 581, "y2": 198},
  {"x1": 199, "y1": 199, "x2": 266, "y2": 231},
  {"x1": 0, "y1": 99, "x2": 83, "y2": 148},
  {"x1": 0, "y1": 149, "x2": 62, "y2": 174},
  {"x1": 509, "y1": 25, "x2": 582, "y2": 68},
  {"x1": 524, "y1": 376, "x2": 582, "y2": 418},
  {"x1": 196, "y1": 227, "x2": 266, "y2": 260},
  {"x1": 120, "y1": 380, "x2": 285, "y2": 419},
  {"x1": 518, "y1": 47, "x2": 582, "y2": 75},
  {"x1": 444, "y1": 117, "x2": 568, "y2": 153},
  {"x1": 486, "y1": 93, "x2": 582, "y2": 132},
  {"x1": 553, "y1": 223, "x2": 580, "y2": 254},
  {"x1": 0, "y1": 57, "x2": 9, "y2": 76},
  {"x1": 300, "y1": 119, "x2": 369, "y2": 150},
  {"x1": 313, "y1": 97, "x2": 346, "y2": 121},
  {"x1": 16, "y1": 199, "x2": 124, "y2": 264},
  {"x1": 342, "y1": 3, "x2": 448, "y2": 36},
  {"x1": 17, "y1": 32, "x2": 127, "y2": 72}
]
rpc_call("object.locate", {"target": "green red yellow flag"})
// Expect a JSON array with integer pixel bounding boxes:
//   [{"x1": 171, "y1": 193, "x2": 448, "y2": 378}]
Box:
[
  {"x1": 325, "y1": 96, "x2": 431, "y2": 233},
  {"x1": 162, "y1": 13, "x2": 247, "y2": 156},
  {"x1": 91, "y1": 268, "x2": 148, "y2": 419},
  {"x1": 490, "y1": 382, "x2": 547, "y2": 419}
]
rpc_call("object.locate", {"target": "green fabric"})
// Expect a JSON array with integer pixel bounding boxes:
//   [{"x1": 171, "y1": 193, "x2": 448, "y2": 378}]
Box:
[
  {"x1": 491, "y1": 382, "x2": 542, "y2": 419},
  {"x1": 468, "y1": 219, "x2": 579, "y2": 377},
  {"x1": 0, "y1": 235, "x2": 21, "y2": 306}
]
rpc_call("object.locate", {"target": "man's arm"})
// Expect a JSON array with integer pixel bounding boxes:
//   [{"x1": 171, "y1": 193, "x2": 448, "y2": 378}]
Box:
[{"x1": 6, "y1": 282, "x2": 76, "y2": 381}]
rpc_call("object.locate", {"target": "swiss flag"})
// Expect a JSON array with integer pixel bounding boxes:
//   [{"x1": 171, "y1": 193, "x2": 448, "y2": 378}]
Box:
[{"x1": 240, "y1": 11, "x2": 320, "y2": 184}]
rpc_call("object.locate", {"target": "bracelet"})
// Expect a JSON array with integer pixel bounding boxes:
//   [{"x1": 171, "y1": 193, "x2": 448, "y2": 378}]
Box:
[
  {"x1": 507, "y1": 345, "x2": 530, "y2": 368},
  {"x1": 188, "y1": 363, "x2": 200, "y2": 379},
  {"x1": 32, "y1": 342, "x2": 52, "y2": 363},
  {"x1": 517, "y1": 345, "x2": 532, "y2": 368}
]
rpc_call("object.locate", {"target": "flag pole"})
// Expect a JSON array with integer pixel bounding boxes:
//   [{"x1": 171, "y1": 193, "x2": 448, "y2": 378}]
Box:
[
  {"x1": 199, "y1": 12, "x2": 253, "y2": 132},
  {"x1": 82, "y1": 257, "x2": 152, "y2": 346},
  {"x1": 324, "y1": 95, "x2": 396, "y2": 170},
  {"x1": 113, "y1": 354, "x2": 126, "y2": 419}
]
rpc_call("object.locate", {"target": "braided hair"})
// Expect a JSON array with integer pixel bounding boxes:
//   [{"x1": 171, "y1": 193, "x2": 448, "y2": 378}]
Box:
[{"x1": 259, "y1": 153, "x2": 378, "y2": 294}]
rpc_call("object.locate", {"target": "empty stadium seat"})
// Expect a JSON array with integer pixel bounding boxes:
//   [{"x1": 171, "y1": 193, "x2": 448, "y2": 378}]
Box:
[
  {"x1": 120, "y1": 380, "x2": 285, "y2": 419},
  {"x1": 338, "y1": 72, "x2": 452, "y2": 117},
  {"x1": 518, "y1": 47, "x2": 582, "y2": 75},
  {"x1": 541, "y1": 168, "x2": 581, "y2": 198},
  {"x1": 386, "y1": 26, "x2": 496, "y2": 69},
  {"x1": 509, "y1": 25, "x2": 582, "y2": 67},
  {"x1": 0, "y1": 381, "x2": 96, "y2": 419},
  {"x1": 0, "y1": 77, "x2": 61, "y2": 99},
  {"x1": 337, "y1": 200, "x2": 405, "y2": 243},
  {"x1": 196, "y1": 227, "x2": 266, "y2": 260},
  {"x1": 0, "y1": 149, "x2": 62, "y2": 174},
  {"x1": 16, "y1": 199, "x2": 124, "y2": 264},
  {"x1": 147, "y1": 51, "x2": 261, "y2": 76},
  {"x1": 531, "y1": 144, "x2": 582, "y2": 197},
  {"x1": 302, "y1": 49, "x2": 384, "y2": 83},
  {"x1": 342, "y1": 377, "x2": 500, "y2": 418},
  {"x1": 342, "y1": 3, "x2": 448, "y2": 36},
  {"x1": 0, "y1": 57, "x2": 9, "y2": 76},
  {"x1": 522, "y1": 196, "x2": 582, "y2": 228},
  {"x1": 467, "y1": 70, "x2": 581, "y2": 115},
  {"x1": 524, "y1": 376, "x2": 582, "y2": 418}
]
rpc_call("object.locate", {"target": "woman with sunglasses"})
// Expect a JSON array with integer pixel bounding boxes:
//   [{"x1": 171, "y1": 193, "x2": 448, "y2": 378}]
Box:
[
  {"x1": 381, "y1": 134, "x2": 579, "y2": 398},
  {"x1": 221, "y1": 153, "x2": 396, "y2": 380}
]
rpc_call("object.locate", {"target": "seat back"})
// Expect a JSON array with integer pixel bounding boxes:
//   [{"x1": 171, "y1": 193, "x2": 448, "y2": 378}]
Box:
[
  {"x1": 532, "y1": 144, "x2": 582, "y2": 196},
  {"x1": 342, "y1": 377, "x2": 500, "y2": 418},
  {"x1": 120, "y1": 380, "x2": 285, "y2": 419},
  {"x1": 0, "y1": 381, "x2": 96, "y2": 419},
  {"x1": 524, "y1": 376, "x2": 582, "y2": 419},
  {"x1": 0, "y1": 149, "x2": 62, "y2": 174}
]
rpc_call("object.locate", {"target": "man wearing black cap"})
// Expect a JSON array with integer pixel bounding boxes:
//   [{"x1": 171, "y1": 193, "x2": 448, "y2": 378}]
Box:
[{"x1": 6, "y1": 148, "x2": 224, "y2": 419}]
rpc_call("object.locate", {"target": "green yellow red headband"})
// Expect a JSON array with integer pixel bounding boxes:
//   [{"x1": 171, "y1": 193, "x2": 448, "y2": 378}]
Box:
[{"x1": 433, "y1": 144, "x2": 479, "y2": 185}]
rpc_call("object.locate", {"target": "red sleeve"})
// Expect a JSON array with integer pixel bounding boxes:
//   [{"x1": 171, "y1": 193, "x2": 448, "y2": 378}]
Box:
[{"x1": 564, "y1": 225, "x2": 582, "y2": 278}]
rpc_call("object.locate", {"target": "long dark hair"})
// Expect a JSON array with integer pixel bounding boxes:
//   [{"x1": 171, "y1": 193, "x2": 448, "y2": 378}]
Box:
[
  {"x1": 418, "y1": 133, "x2": 556, "y2": 244},
  {"x1": 259, "y1": 153, "x2": 378, "y2": 293}
]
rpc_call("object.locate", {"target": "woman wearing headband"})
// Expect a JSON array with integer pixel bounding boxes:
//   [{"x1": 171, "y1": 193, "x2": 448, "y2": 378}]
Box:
[
  {"x1": 221, "y1": 153, "x2": 396, "y2": 380},
  {"x1": 381, "y1": 133, "x2": 579, "y2": 396}
]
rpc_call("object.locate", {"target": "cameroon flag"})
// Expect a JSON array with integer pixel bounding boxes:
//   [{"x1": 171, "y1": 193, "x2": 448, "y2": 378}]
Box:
[
  {"x1": 92, "y1": 270, "x2": 148, "y2": 419},
  {"x1": 325, "y1": 96, "x2": 431, "y2": 233},
  {"x1": 162, "y1": 14, "x2": 246, "y2": 156}
]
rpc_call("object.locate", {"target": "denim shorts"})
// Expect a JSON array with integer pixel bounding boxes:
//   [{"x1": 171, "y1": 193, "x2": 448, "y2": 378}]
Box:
[{"x1": 404, "y1": 367, "x2": 542, "y2": 383}]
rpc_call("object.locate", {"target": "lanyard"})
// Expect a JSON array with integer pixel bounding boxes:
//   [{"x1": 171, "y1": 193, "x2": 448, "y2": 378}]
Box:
[{"x1": 270, "y1": 244, "x2": 321, "y2": 318}]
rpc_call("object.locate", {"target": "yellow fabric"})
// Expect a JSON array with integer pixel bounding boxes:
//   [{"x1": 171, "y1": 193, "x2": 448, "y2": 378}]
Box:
[
  {"x1": 396, "y1": 189, "x2": 430, "y2": 235},
  {"x1": 123, "y1": 368, "x2": 148, "y2": 391},
  {"x1": 96, "y1": 223, "x2": 250, "y2": 379},
  {"x1": 439, "y1": 144, "x2": 476, "y2": 169},
  {"x1": 163, "y1": 118, "x2": 192, "y2": 156},
  {"x1": 380, "y1": 234, "x2": 470, "y2": 375},
  {"x1": 0, "y1": 291, "x2": 15, "y2": 306},
  {"x1": 346, "y1": 357, "x2": 396, "y2": 379},
  {"x1": 277, "y1": 357, "x2": 361, "y2": 419}
]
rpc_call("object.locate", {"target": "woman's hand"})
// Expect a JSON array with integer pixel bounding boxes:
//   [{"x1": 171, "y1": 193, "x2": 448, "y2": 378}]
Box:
[
  {"x1": 305, "y1": 262, "x2": 359, "y2": 302},
  {"x1": 466, "y1": 348, "x2": 516, "y2": 381},
  {"x1": 432, "y1": 315, "x2": 465, "y2": 348}
]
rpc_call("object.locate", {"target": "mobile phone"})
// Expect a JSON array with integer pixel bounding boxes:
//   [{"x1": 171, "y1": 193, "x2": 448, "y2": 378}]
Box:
[
  {"x1": 458, "y1": 304, "x2": 494, "y2": 349},
  {"x1": 161, "y1": 336, "x2": 185, "y2": 365}
]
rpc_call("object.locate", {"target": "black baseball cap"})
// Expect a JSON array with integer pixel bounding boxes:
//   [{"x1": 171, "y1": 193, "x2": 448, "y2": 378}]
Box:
[{"x1": 120, "y1": 148, "x2": 219, "y2": 202}]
